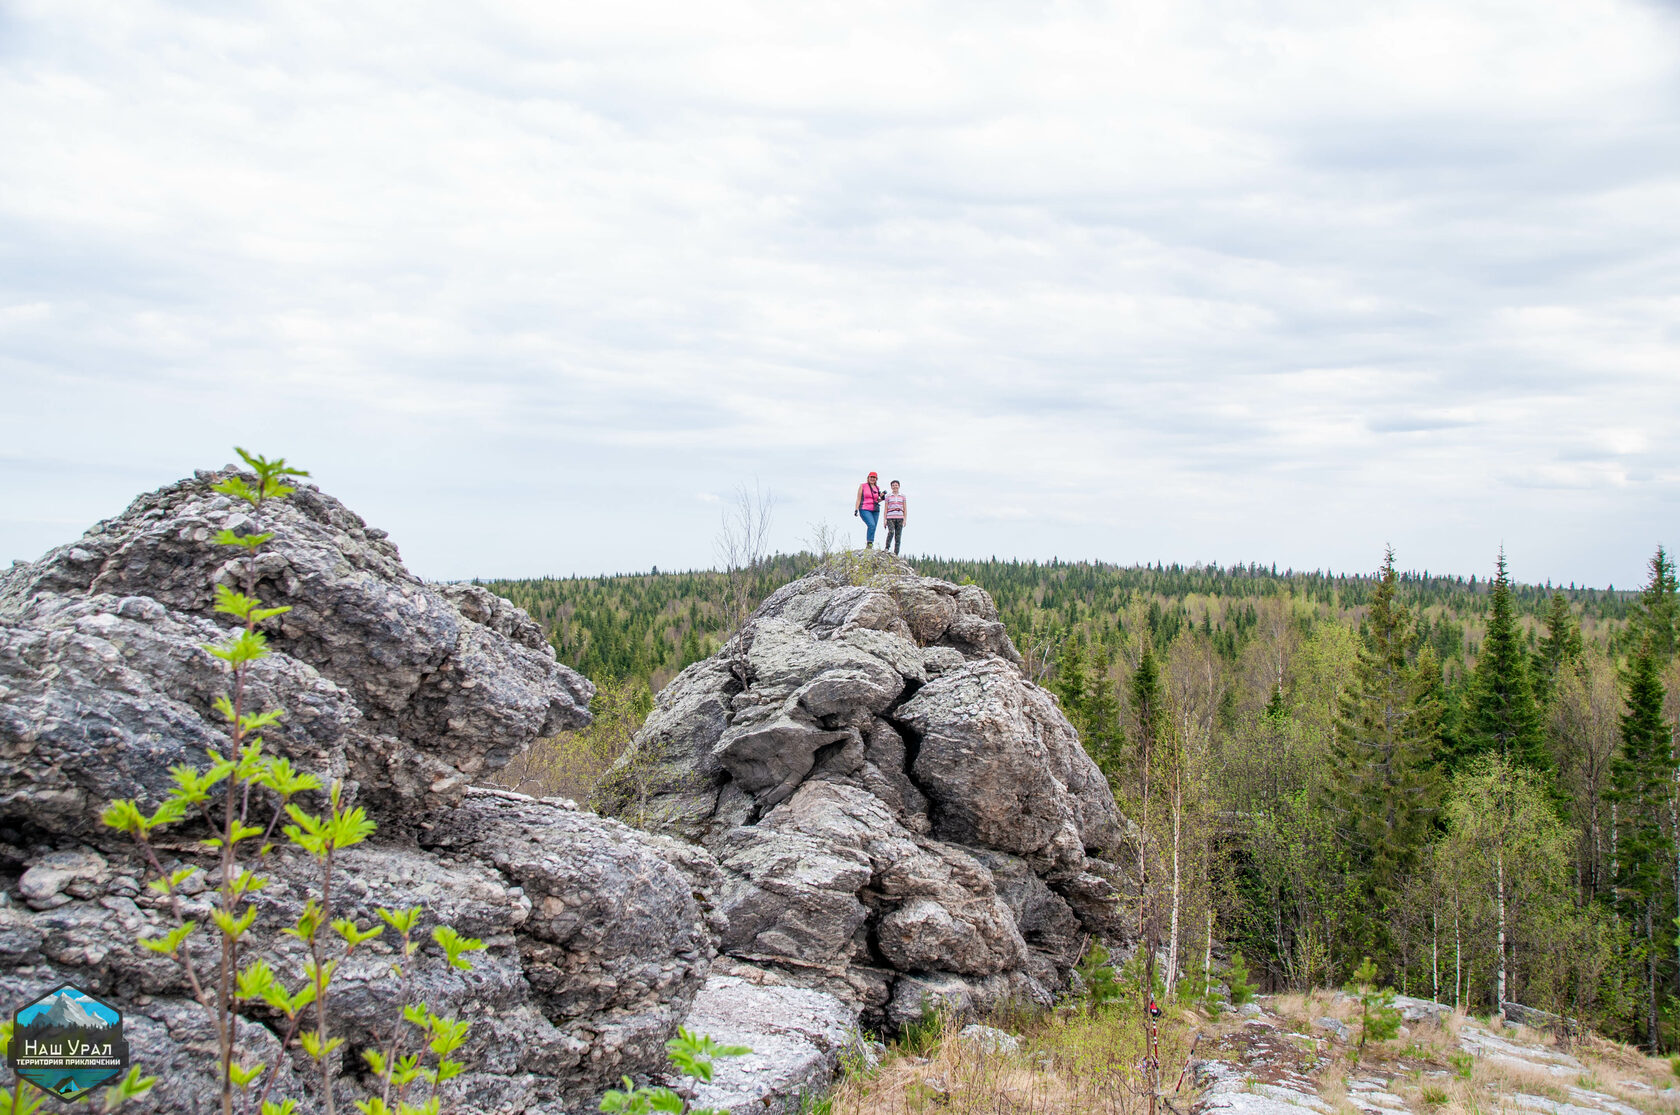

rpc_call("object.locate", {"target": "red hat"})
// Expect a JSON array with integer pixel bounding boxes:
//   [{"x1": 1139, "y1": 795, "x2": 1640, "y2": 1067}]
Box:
[{"x1": 868, "y1": 471, "x2": 877, "y2": 478}]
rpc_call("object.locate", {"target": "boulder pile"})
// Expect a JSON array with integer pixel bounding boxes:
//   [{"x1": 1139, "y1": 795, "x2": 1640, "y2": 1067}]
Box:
[
  {"x1": 596, "y1": 554, "x2": 1132, "y2": 1035},
  {"x1": 0, "y1": 470, "x2": 715, "y2": 1114}
]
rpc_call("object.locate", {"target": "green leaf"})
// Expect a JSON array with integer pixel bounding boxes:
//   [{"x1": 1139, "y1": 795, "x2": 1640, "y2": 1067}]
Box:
[
  {"x1": 361, "y1": 1048, "x2": 389, "y2": 1077},
  {"x1": 378, "y1": 905, "x2": 424, "y2": 934},
  {"x1": 258, "y1": 757, "x2": 321, "y2": 798},
  {"x1": 354, "y1": 1101, "x2": 390, "y2": 1115},
  {"x1": 139, "y1": 921, "x2": 196, "y2": 955},
  {"x1": 432, "y1": 924, "x2": 486, "y2": 971},
  {"x1": 329, "y1": 803, "x2": 377, "y2": 850},
  {"x1": 150, "y1": 866, "x2": 201, "y2": 895},
  {"x1": 298, "y1": 1029, "x2": 344, "y2": 1061},
  {"x1": 388, "y1": 1053, "x2": 423, "y2": 1087},
  {"x1": 286, "y1": 897, "x2": 325, "y2": 943},
  {"x1": 101, "y1": 799, "x2": 145, "y2": 835},
  {"x1": 230, "y1": 1061, "x2": 265, "y2": 1089},
  {"x1": 212, "y1": 529, "x2": 275, "y2": 551},
  {"x1": 211, "y1": 476, "x2": 261, "y2": 506},
  {"x1": 237, "y1": 957, "x2": 277, "y2": 1001},
  {"x1": 101, "y1": 1065, "x2": 158, "y2": 1109},
  {"x1": 211, "y1": 903, "x2": 260, "y2": 940},
  {"x1": 208, "y1": 628, "x2": 271, "y2": 666},
  {"x1": 262, "y1": 1101, "x2": 300, "y2": 1115},
  {"x1": 425, "y1": 1014, "x2": 470, "y2": 1057},
  {"x1": 214, "y1": 583, "x2": 262, "y2": 620},
  {"x1": 333, "y1": 917, "x2": 385, "y2": 950}
]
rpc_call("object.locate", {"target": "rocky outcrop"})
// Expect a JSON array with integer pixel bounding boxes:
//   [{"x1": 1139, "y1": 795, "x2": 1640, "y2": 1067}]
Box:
[
  {"x1": 0, "y1": 470, "x2": 716, "y2": 1113},
  {"x1": 597, "y1": 554, "x2": 1131, "y2": 1034}
]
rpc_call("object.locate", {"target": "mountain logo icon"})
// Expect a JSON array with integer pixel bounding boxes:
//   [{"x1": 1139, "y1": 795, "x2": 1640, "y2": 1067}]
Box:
[{"x1": 7, "y1": 984, "x2": 129, "y2": 1100}]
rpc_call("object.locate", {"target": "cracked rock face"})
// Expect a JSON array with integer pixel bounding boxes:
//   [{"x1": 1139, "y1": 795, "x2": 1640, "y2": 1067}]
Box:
[
  {"x1": 597, "y1": 555, "x2": 1131, "y2": 1031},
  {"x1": 0, "y1": 471, "x2": 718, "y2": 1113}
]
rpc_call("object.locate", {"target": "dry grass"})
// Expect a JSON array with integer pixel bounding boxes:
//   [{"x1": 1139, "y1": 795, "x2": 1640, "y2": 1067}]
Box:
[{"x1": 823, "y1": 1004, "x2": 1191, "y2": 1115}]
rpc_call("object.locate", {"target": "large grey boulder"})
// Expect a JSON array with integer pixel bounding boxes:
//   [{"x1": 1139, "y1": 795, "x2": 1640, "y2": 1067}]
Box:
[
  {"x1": 599, "y1": 554, "x2": 1132, "y2": 1032},
  {"x1": 0, "y1": 471, "x2": 718, "y2": 1113}
]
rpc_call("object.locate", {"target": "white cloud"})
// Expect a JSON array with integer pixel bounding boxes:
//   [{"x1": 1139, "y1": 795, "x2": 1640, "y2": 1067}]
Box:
[{"x1": 3, "y1": 0, "x2": 1678, "y2": 587}]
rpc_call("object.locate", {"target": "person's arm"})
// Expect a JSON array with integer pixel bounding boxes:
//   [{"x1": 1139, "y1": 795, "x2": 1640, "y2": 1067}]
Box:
[
  {"x1": 855, "y1": 484, "x2": 862, "y2": 514},
  {"x1": 902, "y1": 497, "x2": 908, "y2": 524}
]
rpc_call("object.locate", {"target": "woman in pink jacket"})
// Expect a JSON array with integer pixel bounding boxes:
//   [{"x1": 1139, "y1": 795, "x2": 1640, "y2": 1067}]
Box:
[{"x1": 854, "y1": 471, "x2": 883, "y2": 548}]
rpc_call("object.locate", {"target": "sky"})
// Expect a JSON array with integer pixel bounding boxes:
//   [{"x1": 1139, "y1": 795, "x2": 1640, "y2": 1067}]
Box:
[{"x1": 3, "y1": 2, "x2": 1678, "y2": 588}]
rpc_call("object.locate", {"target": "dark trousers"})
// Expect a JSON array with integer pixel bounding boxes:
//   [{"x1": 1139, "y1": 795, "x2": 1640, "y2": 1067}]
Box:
[{"x1": 885, "y1": 518, "x2": 904, "y2": 554}]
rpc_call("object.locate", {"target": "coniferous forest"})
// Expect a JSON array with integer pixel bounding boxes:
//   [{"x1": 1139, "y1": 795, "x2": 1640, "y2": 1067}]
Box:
[{"x1": 482, "y1": 547, "x2": 1680, "y2": 1050}]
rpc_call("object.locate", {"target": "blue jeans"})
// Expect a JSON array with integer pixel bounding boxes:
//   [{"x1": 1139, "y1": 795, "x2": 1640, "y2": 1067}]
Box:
[{"x1": 858, "y1": 508, "x2": 879, "y2": 542}]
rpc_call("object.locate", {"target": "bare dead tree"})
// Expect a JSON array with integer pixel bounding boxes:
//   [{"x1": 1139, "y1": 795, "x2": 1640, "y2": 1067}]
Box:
[{"x1": 716, "y1": 479, "x2": 777, "y2": 644}]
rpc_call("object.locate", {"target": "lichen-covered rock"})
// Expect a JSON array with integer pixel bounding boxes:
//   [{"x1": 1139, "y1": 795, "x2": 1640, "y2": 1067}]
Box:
[
  {"x1": 0, "y1": 471, "x2": 719, "y2": 1113},
  {"x1": 599, "y1": 553, "x2": 1132, "y2": 1033},
  {"x1": 0, "y1": 470, "x2": 593, "y2": 824},
  {"x1": 680, "y1": 975, "x2": 861, "y2": 1115}
]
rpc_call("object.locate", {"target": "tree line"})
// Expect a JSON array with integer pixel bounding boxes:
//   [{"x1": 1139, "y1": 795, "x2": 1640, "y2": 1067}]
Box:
[{"x1": 481, "y1": 549, "x2": 1677, "y2": 1047}]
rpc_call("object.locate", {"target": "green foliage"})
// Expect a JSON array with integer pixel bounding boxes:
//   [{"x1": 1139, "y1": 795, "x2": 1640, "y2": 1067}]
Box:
[
  {"x1": 1327, "y1": 549, "x2": 1443, "y2": 961},
  {"x1": 1346, "y1": 957, "x2": 1402, "y2": 1061},
  {"x1": 598, "y1": 1029, "x2": 749, "y2": 1115},
  {"x1": 1449, "y1": 1051, "x2": 1474, "y2": 1080},
  {"x1": 97, "y1": 454, "x2": 485, "y2": 1115},
  {"x1": 1224, "y1": 951, "x2": 1257, "y2": 1007},
  {"x1": 492, "y1": 545, "x2": 1660, "y2": 1047},
  {"x1": 1075, "y1": 941, "x2": 1125, "y2": 1008},
  {"x1": 895, "y1": 998, "x2": 947, "y2": 1059},
  {"x1": 1458, "y1": 552, "x2": 1550, "y2": 783},
  {"x1": 493, "y1": 677, "x2": 653, "y2": 803}
]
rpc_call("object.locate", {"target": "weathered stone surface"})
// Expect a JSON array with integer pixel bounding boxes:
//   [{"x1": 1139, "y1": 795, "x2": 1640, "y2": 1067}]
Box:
[
  {"x1": 601, "y1": 553, "x2": 1132, "y2": 1035},
  {"x1": 0, "y1": 472, "x2": 718, "y2": 1113},
  {"x1": 682, "y1": 976, "x2": 860, "y2": 1115},
  {"x1": 0, "y1": 469, "x2": 592, "y2": 826}
]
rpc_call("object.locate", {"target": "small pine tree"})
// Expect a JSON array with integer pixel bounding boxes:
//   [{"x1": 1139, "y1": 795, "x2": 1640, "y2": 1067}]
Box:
[
  {"x1": 1225, "y1": 951, "x2": 1257, "y2": 1006},
  {"x1": 1347, "y1": 957, "x2": 1401, "y2": 1062},
  {"x1": 1076, "y1": 940, "x2": 1125, "y2": 1008}
]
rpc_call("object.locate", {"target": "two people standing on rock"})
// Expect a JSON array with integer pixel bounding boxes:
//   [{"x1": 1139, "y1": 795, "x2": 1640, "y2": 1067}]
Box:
[{"x1": 853, "y1": 472, "x2": 908, "y2": 553}]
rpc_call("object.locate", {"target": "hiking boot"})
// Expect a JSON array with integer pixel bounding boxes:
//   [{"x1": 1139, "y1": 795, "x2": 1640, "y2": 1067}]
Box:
[{"x1": 865, "y1": 540, "x2": 874, "y2": 549}]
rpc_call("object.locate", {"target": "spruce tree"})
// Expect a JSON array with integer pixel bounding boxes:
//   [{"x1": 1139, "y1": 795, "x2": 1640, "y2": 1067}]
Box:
[
  {"x1": 1533, "y1": 590, "x2": 1583, "y2": 708},
  {"x1": 1462, "y1": 551, "x2": 1551, "y2": 783},
  {"x1": 1629, "y1": 546, "x2": 1678, "y2": 665},
  {"x1": 1056, "y1": 634, "x2": 1090, "y2": 733},
  {"x1": 1084, "y1": 640, "x2": 1125, "y2": 778},
  {"x1": 1328, "y1": 548, "x2": 1443, "y2": 964},
  {"x1": 1609, "y1": 641, "x2": 1671, "y2": 1048}
]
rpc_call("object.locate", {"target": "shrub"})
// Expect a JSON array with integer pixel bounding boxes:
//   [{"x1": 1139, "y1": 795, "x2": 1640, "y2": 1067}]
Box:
[
  {"x1": 599, "y1": 1028, "x2": 749, "y2": 1115},
  {"x1": 495, "y1": 677, "x2": 652, "y2": 802}
]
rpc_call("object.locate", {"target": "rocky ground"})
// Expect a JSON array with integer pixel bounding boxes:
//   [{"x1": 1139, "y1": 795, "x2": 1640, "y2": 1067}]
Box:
[{"x1": 1196, "y1": 995, "x2": 1679, "y2": 1115}]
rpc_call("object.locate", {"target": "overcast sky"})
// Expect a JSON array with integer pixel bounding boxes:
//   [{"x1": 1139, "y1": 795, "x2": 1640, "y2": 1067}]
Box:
[{"x1": 3, "y1": 2, "x2": 1677, "y2": 588}]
